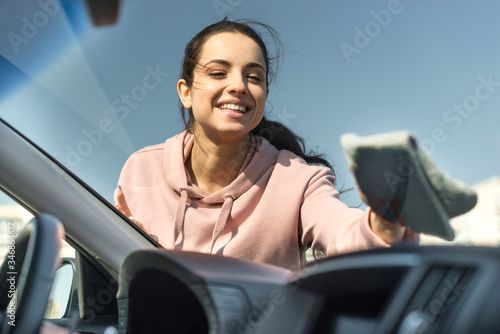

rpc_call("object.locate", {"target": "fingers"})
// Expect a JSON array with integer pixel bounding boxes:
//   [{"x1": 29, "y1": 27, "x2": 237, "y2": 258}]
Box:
[
  {"x1": 115, "y1": 186, "x2": 133, "y2": 217},
  {"x1": 128, "y1": 215, "x2": 149, "y2": 234},
  {"x1": 115, "y1": 186, "x2": 156, "y2": 241},
  {"x1": 114, "y1": 188, "x2": 143, "y2": 230},
  {"x1": 133, "y1": 218, "x2": 146, "y2": 231},
  {"x1": 369, "y1": 210, "x2": 406, "y2": 244}
]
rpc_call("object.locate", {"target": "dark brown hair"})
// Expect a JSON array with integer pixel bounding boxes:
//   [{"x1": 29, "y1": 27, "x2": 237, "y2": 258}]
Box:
[{"x1": 179, "y1": 19, "x2": 333, "y2": 170}]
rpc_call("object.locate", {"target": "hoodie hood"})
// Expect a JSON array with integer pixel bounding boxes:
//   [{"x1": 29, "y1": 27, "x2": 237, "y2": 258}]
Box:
[{"x1": 164, "y1": 130, "x2": 278, "y2": 252}]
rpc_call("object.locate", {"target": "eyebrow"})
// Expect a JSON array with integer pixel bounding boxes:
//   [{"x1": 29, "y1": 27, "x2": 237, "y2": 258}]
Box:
[{"x1": 202, "y1": 59, "x2": 266, "y2": 72}]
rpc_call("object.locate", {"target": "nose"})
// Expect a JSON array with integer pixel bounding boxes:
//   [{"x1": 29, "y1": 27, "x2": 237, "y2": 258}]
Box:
[{"x1": 228, "y1": 74, "x2": 248, "y2": 95}]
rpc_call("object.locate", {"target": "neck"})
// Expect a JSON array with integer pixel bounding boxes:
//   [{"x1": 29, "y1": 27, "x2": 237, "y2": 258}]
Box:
[{"x1": 186, "y1": 130, "x2": 250, "y2": 194}]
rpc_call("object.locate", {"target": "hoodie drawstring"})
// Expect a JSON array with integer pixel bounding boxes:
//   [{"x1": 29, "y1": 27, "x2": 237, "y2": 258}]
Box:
[
  {"x1": 172, "y1": 187, "x2": 188, "y2": 249},
  {"x1": 207, "y1": 194, "x2": 234, "y2": 254},
  {"x1": 173, "y1": 189, "x2": 235, "y2": 254}
]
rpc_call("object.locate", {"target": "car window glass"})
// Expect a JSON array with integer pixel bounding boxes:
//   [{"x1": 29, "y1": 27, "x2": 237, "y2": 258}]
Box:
[
  {"x1": 0, "y1": 190, "x2": 75, "y2": 262},
  {"x1": 45, "y1": 262, "x2": 74, "y2": 319},
  {"x1": 0, "y1": 190, "x2": 76, "y2": 319},
  {"x1": 0, "y1": 191, "x2": 33, "y2": 264}
]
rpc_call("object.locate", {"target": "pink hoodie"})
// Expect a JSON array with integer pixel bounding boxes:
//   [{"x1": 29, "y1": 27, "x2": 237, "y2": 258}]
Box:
[{"x1": 115, "y1": 130, "x2": 393, "y2": 270}]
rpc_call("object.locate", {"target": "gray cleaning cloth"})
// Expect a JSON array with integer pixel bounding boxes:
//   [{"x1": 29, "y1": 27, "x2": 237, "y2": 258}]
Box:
[{"x1": 340, "y1": 131, "x2": 477, "y2": 240}]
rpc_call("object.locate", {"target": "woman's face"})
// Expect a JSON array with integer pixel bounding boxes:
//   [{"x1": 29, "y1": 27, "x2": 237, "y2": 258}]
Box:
[{"x1": 178, "y1": 32, "x2": 268, "y2": 144}]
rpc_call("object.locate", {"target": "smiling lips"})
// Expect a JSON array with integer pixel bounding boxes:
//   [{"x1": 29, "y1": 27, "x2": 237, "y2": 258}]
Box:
[{"x1": 217, "y1": 103, "x2": 249, "y2": 114}]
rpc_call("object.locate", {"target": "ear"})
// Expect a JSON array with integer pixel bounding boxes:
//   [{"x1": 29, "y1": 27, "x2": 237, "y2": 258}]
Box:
[
  {"x1": 266, "y1": 88, "x2": 270, "y2": 99},
  {"x1": 177, "y1": 79, "x2": 192, "y2": 109}
]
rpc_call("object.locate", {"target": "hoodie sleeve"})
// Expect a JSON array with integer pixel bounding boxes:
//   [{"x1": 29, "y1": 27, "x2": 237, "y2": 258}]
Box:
[{"x1": 299, "y1": 167, "x2": 391, "y2": 256}]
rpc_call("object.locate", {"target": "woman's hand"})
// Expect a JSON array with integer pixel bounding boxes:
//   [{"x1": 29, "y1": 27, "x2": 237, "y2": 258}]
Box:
[
  {"x1": 114, "y1": 187, "x2": 149, "y2": 234},
  {"x1": 115, "y1": 188, "x2": 160, "y2": 242},
  {"x1": 368, "y1": 210, "x2": 405, "y2": 244}
]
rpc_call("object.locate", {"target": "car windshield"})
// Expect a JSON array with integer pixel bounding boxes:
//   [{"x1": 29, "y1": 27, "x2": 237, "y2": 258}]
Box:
[{"x1": 1, "y1": 0, "x2": 499, "y2": 246}]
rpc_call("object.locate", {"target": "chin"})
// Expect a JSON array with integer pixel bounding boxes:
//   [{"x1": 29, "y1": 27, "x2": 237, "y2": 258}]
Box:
[{"x1": 214, "y1": 127, "x2": 253, "y2": 141}]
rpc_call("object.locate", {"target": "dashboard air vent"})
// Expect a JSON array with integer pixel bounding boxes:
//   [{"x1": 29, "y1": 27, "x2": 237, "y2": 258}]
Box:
[{"x1": 397, "y1": 264, "x2": 474, "y2": 334}]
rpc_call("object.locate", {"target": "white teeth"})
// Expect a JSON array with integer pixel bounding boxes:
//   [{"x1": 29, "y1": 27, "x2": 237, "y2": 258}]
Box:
[{"x1": 219, "y1": 103, "x2": 248, "y2": 112}]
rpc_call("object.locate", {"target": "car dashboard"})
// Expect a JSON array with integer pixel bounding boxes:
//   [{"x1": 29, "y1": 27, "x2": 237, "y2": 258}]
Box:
[{"x1": 115, "y1": 245, "x2": 500, "y2": 334}]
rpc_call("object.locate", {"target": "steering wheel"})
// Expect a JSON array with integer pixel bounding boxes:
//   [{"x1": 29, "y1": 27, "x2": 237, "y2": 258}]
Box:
[{"x1": 0, "y1": 214, "x2": 62, "y2": 334}]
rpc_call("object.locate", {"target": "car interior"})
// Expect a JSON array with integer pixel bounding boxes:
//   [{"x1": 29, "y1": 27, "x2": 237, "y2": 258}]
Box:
[{"x1": 1, "y1": 0, "x2": 499, "y2": 333}]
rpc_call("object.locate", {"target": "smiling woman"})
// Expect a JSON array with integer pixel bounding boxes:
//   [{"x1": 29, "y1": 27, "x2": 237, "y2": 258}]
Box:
[
  {"x1": 178, "y1": 32, "x2": 267, "y2": 153},
  {"x1": 113, "y1": 19, "x2": 418, "y2": 271}
]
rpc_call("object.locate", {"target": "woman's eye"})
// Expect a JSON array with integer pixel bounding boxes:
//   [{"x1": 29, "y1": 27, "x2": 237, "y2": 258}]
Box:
[
  {"x1": 247, "y1": 75, "x2": 262, "y2": 82},
  {"x1": 209, "y1": 72, "x2": 226, "y2": 78}
]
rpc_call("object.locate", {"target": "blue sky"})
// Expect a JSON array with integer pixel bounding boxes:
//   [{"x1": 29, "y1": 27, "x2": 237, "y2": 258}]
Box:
[{"x1": 1, "y1": 0, "x2": 499, "y2": 206}]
